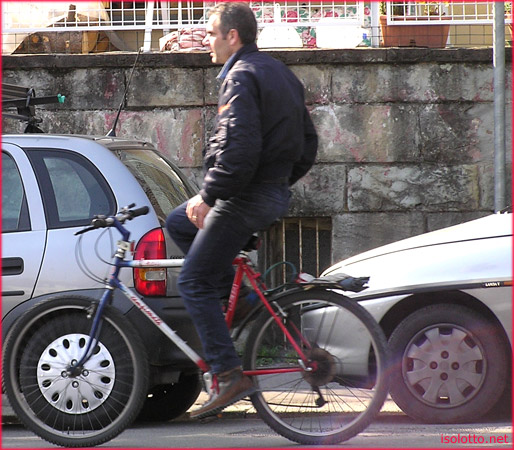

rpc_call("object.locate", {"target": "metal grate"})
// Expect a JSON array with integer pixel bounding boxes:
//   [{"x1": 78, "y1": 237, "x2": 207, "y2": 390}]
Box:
[{"x1": 260, "y1": 217, "x2": 332, "y2": 288}]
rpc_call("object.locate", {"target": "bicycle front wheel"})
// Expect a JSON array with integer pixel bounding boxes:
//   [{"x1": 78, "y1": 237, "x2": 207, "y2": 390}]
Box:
[
  {"x1": 243, "y1": 288, "x2": 389, "y2": 445},
  {"x1": 2, "y1": 296, "x2": 149, "y2": 448}
]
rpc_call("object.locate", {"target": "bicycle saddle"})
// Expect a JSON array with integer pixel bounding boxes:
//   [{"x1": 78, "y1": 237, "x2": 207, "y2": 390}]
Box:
[{"x1": 242, "y1": 234, "x2": 260, "y2": 252}]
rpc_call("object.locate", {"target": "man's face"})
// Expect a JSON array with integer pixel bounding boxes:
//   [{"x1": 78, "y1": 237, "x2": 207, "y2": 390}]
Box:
[{"x1": 204, "y1": 14, "x2": 232, "y2": 64}]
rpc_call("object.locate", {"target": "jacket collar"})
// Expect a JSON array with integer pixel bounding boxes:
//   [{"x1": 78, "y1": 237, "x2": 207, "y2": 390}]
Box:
[{"x1": 217, "y1": 43, "x2": 258, "y2": 80}]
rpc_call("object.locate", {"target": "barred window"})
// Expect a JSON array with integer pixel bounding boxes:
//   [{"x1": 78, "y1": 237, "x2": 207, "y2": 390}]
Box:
[{"x1": 260, "y1": 217, "x2": 332, "y2": 288}]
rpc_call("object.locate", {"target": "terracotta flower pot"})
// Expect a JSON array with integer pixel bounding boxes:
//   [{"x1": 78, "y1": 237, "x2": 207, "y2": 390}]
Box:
[{"x1": 379, "y1": 15, "x2": 450, "y2": 48}]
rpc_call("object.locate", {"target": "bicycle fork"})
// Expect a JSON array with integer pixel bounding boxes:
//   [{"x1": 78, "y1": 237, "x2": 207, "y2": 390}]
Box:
[{"x1": 67, "y1": 265, "x2": 121, "y2": 376}]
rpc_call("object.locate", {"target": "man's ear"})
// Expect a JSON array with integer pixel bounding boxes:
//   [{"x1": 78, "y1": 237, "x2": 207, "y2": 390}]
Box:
[{"x1": 227, "y1": 28, "x2": 242, "y2": 46}]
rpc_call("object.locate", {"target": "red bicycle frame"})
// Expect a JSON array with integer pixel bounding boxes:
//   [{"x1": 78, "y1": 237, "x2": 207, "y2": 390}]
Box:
[
  {"x1": 116, "y1": 246, "x2": 315, "y2": 377},
  {"x1": 224, "y1": 254, "x2": 313, "y2": 377}
]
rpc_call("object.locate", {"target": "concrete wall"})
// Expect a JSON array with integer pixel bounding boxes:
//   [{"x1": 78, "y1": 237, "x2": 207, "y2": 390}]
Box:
[{"x1": 3, "y1": 48, "x2": 512, "y2": 263}]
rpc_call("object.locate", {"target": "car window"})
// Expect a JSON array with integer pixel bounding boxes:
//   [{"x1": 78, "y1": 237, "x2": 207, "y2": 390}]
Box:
[
  {"x1": 114, "y1": 149, "x2": 193, "y2": 223},
  {"x1": 26, "y1": 149, "x2": 115, "y2": 228},
  {"x1": 2, "y1": 152, "x2": 31, "y2": 233}
]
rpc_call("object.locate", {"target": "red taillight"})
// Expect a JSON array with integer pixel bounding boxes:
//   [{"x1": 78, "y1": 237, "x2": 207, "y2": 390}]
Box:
[{"x1": 134, "y1": 228, "x2": 167, "y2": 296}]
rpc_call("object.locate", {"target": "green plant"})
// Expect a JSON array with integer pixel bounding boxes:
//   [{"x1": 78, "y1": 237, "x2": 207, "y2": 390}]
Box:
[
  {"x1": 380, "y1": 2, "x2": 406, "y2": 16},
  {"x1": 380, "y1": 1, "x2": 448, "y2": 17},
  {"x1": 255, "y1": 344, "x2": 298, "y2": 366},
  {"x1": 420, "y1": 1, "x2": 445, "y2": 16}
]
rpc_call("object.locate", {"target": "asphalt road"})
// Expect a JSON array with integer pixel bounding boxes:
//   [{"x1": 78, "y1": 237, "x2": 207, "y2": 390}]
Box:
[{"x1": 2, "y1": 413, "x2": 511, "y2": 448}]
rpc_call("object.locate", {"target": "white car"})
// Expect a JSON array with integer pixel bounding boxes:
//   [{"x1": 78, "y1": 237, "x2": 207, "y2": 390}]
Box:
[{"x1": 322, "y1": 211, "x2": 512, "y2": 423}]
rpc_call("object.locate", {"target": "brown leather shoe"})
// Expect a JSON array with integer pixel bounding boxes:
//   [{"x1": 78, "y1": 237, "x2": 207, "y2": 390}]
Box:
[{"x1": 190, "y1": 367, "x2": 256, "y2": 419}]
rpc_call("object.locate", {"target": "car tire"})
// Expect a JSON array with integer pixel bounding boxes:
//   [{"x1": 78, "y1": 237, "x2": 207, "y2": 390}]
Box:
[
  {"x1": 137, "y1": 372, "x2": 202, "y2": 422},
  {"x1": 2, "y1": 296, "x2": 149, "y2": 447},
  {"x1": 389, "y1": 303, "x2": 509, "y2": 423}
]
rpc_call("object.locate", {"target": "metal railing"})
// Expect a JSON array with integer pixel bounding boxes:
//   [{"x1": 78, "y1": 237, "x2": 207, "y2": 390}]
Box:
[
  {"x1": 2, "y1": 1, "x2": 512, "y2": 54},
  {"x1": 2, "y1": 1, "x2": 365, "y2": 32},
  {"x1": 384, "y1": 1, "x2": 511, "y2": 24},
  {"x1": 2, "y1": 1, "x2": 367, "y2": 53}
]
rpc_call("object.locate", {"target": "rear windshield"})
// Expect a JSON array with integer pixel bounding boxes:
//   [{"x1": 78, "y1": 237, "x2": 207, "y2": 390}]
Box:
[{"x1": 114, "y1": 149, "x2": 195, "y2": 224}]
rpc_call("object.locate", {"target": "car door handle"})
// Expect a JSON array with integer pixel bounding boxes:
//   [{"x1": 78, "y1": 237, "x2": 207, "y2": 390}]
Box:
[{"x1": 2, "y1": 257, "x2": 24, "y2": 276}]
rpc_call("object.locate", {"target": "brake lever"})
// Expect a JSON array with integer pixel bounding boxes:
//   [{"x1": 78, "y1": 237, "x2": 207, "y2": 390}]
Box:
[
  {"x1": 74, "y1": 214, "x2": 112, "y2": 235},
  {"x1": 92, "y1": 216, "x2": 112, "y2": 228},
  {"x1": 74, "y1": 226, "x2": 95, "y2": 236}
]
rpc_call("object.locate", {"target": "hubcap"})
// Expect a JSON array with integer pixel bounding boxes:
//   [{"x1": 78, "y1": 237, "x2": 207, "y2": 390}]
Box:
[
  {"x1": 37, "y1": 333, "x2": 115, "y2": 414},
  {"x1": 402, "y1": 325, "x2": 485, "y2": 408}
]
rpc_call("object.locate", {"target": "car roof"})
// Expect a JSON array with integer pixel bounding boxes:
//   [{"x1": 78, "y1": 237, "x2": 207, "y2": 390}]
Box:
[{"x1": 2, "y1": 134, "x2": 156, "y2": 150}]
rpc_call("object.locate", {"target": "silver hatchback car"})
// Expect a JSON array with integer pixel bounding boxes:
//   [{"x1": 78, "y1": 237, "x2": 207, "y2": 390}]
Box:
[
  {"x1": 2, "y1": 133, "x2": 203, "y2": 422},
  {"x1": 321, "y1": 211, "x2": 512, "y2": 423}
]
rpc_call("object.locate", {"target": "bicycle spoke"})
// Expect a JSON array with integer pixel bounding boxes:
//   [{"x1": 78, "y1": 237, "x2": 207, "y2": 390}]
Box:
[{"x1": 244, "y1": 289, "x2": 389, "y2": 445}]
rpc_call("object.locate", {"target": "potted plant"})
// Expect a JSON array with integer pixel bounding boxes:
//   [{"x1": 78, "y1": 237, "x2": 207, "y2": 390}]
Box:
[{"x1": 379, "y1": 1, "x2": 451, "y2": 48}]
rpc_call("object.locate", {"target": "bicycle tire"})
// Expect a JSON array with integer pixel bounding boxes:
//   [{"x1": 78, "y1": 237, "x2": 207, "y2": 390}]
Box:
[
  {"x1": 2, "y1": 296, "x2": 149, "y2": 448},
  {"x1": 243, "y1": 288, "x2": 389, "y2": 445}
]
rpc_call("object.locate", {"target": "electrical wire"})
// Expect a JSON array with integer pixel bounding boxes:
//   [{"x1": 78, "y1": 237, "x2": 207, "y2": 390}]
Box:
[
  {"x1": 94, "y1": 228, "x2": 116, "y2": 266},
  {"x1": 75, "y1": 228, "x2": 117, "y2": 284},
  {"x1": 75, "y1": 234, "x2": 105, "y2": 284},
  {"x1": 262, "y1": 261, "x2": 298, "y2": 285}
]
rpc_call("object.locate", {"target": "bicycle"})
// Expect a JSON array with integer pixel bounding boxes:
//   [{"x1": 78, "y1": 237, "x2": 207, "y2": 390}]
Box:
[{"x1": 3, "y1": 204, "x2": 390, "y2": 447}]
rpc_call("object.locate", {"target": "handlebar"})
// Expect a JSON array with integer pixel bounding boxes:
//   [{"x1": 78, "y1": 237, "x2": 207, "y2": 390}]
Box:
[{"x1": 75, "y1": 204, "x2": 149, "y2": 235}]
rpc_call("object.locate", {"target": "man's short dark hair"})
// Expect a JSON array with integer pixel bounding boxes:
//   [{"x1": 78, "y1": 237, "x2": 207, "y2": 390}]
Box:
[{"x1": 210, "y1": 2, "x2": 257, "y2": 45}]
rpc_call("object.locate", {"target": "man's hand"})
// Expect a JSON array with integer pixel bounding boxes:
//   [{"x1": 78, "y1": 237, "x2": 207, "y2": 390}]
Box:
[{"x1": 186, "y1": 194, "x2": 211, "y2": 229}]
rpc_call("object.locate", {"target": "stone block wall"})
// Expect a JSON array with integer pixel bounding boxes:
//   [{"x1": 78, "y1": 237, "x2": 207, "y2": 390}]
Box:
[{"x1": 3, "y1": 48, "x2": 512, "y2": 264}]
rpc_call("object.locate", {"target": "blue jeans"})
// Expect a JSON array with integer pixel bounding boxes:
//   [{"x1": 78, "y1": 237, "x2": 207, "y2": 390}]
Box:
[{"x1": 166, "y1": 184, "x2": 290, "y2": 374}]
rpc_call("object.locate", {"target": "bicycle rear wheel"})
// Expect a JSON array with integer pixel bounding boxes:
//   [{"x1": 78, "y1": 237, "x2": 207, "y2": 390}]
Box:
[
  {"x1": 2, "y1": 296, "x2": 149, "y2": 448},
  {"x1": 243, "y1": 288, "x2": 389, "y2": 445}
]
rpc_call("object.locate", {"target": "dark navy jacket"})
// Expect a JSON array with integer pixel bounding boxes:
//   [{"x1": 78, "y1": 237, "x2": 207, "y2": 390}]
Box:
[{"x1": 199, "y1": 43, "x2": 318, "y2": 207}]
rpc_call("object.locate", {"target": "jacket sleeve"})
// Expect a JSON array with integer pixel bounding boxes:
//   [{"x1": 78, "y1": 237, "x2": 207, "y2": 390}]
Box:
[
  {"x1": 289, "y1": 107, "x2": 318, "y2": 186},
  {"x1": 199, "y1": 75, "x2": 262, "y2": 207}
]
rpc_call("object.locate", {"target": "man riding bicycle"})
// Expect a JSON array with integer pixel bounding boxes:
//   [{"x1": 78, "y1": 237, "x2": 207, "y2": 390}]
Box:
[{"x1": 166, "y1": 1, "x2": 317, "y2": 419}]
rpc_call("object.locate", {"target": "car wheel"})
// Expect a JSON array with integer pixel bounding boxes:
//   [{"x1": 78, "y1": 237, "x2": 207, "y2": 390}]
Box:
[
  {"x1": 389, "y1": 303, "x2": 509, "y2": 423},
  {"x1": 2, "y1": 297, "x2": 148, "y2": 447},
  {"x1": 137, "y1": 372, "x2": 202, "y2": 422}
]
